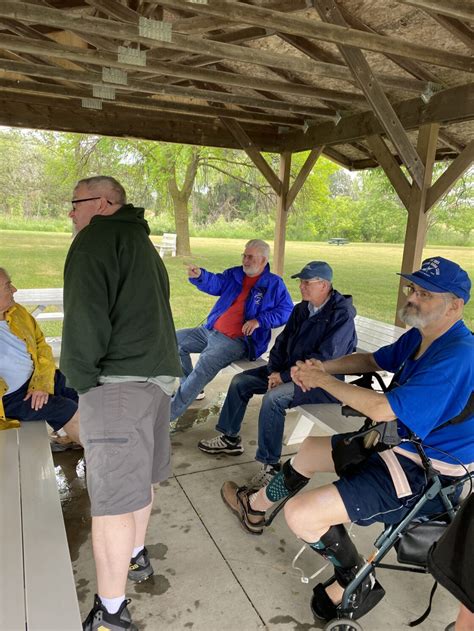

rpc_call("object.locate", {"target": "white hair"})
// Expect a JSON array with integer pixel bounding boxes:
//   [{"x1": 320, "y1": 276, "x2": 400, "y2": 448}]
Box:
[{"x1": 245, "y1": 239, "x2": 270, "y2": 260}]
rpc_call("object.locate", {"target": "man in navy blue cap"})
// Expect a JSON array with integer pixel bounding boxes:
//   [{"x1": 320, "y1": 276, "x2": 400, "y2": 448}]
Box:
[
  {"x1": 199, "y1": 260, "x2": 357, "y2": 491},
  {"x1": 236, "y1": 256, "x2": 473, "y2": 623}
]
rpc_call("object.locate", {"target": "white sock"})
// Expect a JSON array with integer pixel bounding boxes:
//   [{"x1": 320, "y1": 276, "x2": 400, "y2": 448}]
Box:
[
  {"x1": 57, "y1": 428, "x2": 68, "y2": 437},
  {"x1": 100, "y1": 595, "x2": 125, "y2": 615},
  {"x1": 132, "y1": 545, "x2": 144, "y2": 558}
]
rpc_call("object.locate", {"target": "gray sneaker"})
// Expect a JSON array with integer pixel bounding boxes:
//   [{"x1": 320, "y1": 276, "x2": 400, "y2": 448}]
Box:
[
  {"x1": 82, "y1": 594, "x2": 137, "y2": 630},
  {"x1": 249, "y1": 463, "x2": 281, "y2": 489},
  {"x1": 198, "y1": 434, "x2": 244, "y2": 456}
]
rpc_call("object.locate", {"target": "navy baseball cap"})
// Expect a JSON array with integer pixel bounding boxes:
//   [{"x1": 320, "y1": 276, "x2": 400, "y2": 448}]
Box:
[
  {"x1": 291, "y1": 261, "x2": 333, "y2": 282},
  {"x1": 398, "y1": 256, "x2": 471, "y2": 303}
]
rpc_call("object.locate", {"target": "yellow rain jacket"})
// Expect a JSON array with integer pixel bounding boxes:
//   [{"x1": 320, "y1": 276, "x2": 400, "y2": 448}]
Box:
[{"x1": 0, "y1": 303, "x2": 55, "y2": 425}]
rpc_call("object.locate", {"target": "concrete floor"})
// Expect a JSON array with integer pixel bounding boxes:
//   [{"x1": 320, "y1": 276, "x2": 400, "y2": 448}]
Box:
[{"x1": 54, "y1": 370, "x2": 458, "y2": 631}]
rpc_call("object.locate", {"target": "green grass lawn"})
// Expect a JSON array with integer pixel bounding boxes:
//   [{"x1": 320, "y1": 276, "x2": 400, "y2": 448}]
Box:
[{"x1": 1, "y1": 231, "x2": 472, "y2": 334}]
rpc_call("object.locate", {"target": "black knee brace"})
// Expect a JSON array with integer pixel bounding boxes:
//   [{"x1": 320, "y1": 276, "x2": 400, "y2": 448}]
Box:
[
  {"x1": 265, "y1": 458, "x2": 310, "y2": 502},
  {"x1": 310, "y1": 524, "x2": 363, "y2": 586}
]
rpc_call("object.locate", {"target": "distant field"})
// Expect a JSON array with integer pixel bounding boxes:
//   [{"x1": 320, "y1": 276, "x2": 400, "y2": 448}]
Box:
[{"x1": 1, "y1": 230, "x2": 472, "y2": 334}]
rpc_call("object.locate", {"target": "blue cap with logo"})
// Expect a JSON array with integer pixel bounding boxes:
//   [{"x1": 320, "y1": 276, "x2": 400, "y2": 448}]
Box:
[
  {"x1": 398, "y1": 256, "x2": 471, "y2": 303},
  {"x1": 291, "y1": 261, "x2": 333, "y2": 282}
]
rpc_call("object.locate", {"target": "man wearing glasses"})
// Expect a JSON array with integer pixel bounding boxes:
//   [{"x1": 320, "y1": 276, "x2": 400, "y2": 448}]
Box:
[
  {"x1": 200, "y1": 261, "x2": 357, "y2": 489},
  {"x1": 226, "y1": 256, "x2": 472, "y2": 624},
  {"x1": 61, "y1": 176, "x2": 182, "y2": 631},
  {"x1": 170, "y1": 239, "x2": 294, "y2": 421}
]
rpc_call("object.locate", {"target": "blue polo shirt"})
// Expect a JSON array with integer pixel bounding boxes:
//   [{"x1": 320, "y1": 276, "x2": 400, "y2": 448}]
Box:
[{"x1": 374, "y1": 321, "x2": 474, "y2": 466}]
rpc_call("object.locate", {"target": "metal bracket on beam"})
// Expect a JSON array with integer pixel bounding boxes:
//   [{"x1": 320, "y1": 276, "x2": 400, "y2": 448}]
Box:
[
  {"x1": 421, "y1": 81, "x2": 443, "y2": 104},
  {"x1": 92, "y1": 85, "x2": 116, "y2": 100},
  {"x1": 81, "y1": 98, "x2": 102, "y2": 110},
  {"x1": 102, "y1": 67, "x2": 128, "y2": 86},
  {"x1": 188, "y1": 0, "x2": 209, "y2": 4},
  {"x1": 118, "y1": 46, "x2": 147, "y2": 67},
  {"x1": 333, "y1": 111, "x2": 342, "y2": 125},
  {"x1": 138, "y1": 16, "x2": 172, "y2": 42}
]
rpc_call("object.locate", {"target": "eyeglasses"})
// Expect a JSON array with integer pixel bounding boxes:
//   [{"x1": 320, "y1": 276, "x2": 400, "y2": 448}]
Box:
[
  {"x1": 70, "y1": 197, "x2": 112, "y2": 209},
  {"x1": 241, "y1": 253, "x2": 260, "y2": 261},
  {"x1": 299, "y1": 278, "x2": 324, "y2": 287},
  {"x1": 402, "y1": 284, "x2": 435, "y2": 301}
]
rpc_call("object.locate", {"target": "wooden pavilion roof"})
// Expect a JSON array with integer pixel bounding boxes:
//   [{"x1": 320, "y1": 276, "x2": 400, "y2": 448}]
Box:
[{"x1": 0, "y1": 0, "x2": 472, "y2": 174}]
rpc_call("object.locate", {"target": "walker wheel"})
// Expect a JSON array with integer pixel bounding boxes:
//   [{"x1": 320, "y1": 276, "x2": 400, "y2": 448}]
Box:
[{"x1": 324, "y1": 618, "x2": 364, "y2": 631}]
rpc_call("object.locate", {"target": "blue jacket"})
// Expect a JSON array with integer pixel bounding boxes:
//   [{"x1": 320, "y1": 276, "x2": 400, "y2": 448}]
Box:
[
  {"x1": 190, "y1": 264, "x2": 293, "y2": 360},
  {"x1": 267, "y1": 291, "x2": 357, "y2": 407}
]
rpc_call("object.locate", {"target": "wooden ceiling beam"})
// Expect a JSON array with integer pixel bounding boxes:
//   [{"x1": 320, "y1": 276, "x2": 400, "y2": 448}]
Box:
[
  {"x1": 0, "y1": 33, "x2": 367, "y2": 102},
  {"x1": 283, "y1": 82, "x2": 474, "y2": 151},
  {"x1": 314, "y1": 0, "x2": 425, "y2": 189},
  {"x1": 0, "y1": 76, "x2": 305, "y2": 126},
  {"x1": 287, "y1": 146, "x2": 324, "y2": 208},
  {"x1": 397, "y1": 0, "x2": 474, "y2": 22},
  {"x1": 2, "y1": 0, "x2": 364, "y2": 93},
  {"x1": 0, "y1": 58, "x2": 338, "y2": 119},
  {"x1": 279, "y1": 32, "x2": 434, "y2": 94},
  {"x1": 147, "y1": 0, "x2": 474, "y2": 72},
  {"x1": 0, "y1": 93, "x2": 282, "y2": 150}
]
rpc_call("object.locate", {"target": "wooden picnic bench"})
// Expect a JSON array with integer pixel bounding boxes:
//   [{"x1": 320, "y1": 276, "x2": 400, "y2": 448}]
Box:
[
  {"x1": 16, "y1": 287, "x2": 64, "y2": 323},
  {"x1": 328, "y1": 237, "x2": 349, "y2": 245},
  {"x1": 0, "y1": 422, "x2": 82, "y2": 630}
]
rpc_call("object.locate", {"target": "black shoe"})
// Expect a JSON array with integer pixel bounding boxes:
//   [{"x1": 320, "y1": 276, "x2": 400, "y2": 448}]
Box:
[
  {"x1": 82, "y1": 594, "x2": 137, "y2": 630},
  {"x1": 128, "y1": 546, "x2": 154, "y2": 583},
  {"x1": 311, "y1": 572, "x2": 385, "y2": 622}
]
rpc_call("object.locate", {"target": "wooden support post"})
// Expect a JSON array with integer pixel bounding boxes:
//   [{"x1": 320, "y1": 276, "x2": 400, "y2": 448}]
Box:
[
  {"x1": 273, "y1": 152, "x2": 291, "y2": 277},
  {"x1": 395, "y1": 123, "x2": 439, "y2": 326}
]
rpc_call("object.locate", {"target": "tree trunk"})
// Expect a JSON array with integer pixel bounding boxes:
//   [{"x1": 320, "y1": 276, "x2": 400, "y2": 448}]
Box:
[
  {"x1": 167, "y1": 148, "x2": 201, "y2": 256},
  {"x1": 173, "y1": 195, "x2": 191, "y2": 256}
]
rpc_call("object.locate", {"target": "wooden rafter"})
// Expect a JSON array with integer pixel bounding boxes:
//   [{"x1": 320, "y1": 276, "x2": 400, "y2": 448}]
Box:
[
  {"x1": 147, "y1": 0, "x2": 474, "y2": 72},
  {"x1": 283, "y1": 82, "x2": 474, "y2": 152},
  {"x1": 314, "y1": 0, "x2": 425, "y2": 189},
  {"x1": 426, "y1": 12, "x2": 474, "y2": 51},
  {"x1": 220, "y1": 117, "x2": 281, "y2": 194},
  {"x1": 0, "y1": 58, "x2": 336, "y2": 120}
]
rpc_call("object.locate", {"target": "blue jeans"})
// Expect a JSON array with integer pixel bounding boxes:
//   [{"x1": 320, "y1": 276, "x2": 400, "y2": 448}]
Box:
[
  {"x1": 216, "y1": 366, "x2": 295, "y2": 465},
  {"x1": 170, "y1": 326, "x2": 247, "y2": 420}
]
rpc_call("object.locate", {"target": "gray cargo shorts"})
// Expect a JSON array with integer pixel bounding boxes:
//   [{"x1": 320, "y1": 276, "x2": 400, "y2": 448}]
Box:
[{"x1": 79, "y1": 381, "x2": 171, "y2": 517}]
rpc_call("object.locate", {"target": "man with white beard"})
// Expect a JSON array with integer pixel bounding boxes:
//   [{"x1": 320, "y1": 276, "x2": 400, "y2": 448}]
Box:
[{"x1": 227, "y1": 256, "x2": 473, "y2": 624}]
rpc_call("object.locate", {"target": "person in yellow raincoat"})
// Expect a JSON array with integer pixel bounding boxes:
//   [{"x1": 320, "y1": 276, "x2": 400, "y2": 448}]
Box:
[{"x1": 0, "y1": 267, "x2": 80, "y2": 448}]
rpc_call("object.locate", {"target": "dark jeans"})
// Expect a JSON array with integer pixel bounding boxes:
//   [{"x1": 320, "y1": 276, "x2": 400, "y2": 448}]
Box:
[{"x1": 216, "y1": 366, "x2": 295, "y2": 465}]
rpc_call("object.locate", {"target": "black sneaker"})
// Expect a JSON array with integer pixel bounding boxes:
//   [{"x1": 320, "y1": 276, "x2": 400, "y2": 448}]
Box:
[
  {"x1": 128, "y1": 546, "x2": 154, "y2": 582},
  {"x1": 82, "y1": 594, "x2": 137, "y2": 631},
  {"x1": 198, "y1": 434, "x2": 244, "y2": 456}
]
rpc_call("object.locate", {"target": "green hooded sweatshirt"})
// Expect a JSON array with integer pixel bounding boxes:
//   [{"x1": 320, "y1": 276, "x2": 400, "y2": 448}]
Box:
[{"x1": 60, "y1": 204, "x2": 182, "y2": 393}]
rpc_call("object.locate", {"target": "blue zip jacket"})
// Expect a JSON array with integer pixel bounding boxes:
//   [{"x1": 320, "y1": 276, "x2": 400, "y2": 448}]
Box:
[
  {"x1": 190, "y1": 264, "x2": 293, "y2": 360},
  {"x1": 267, "y1": 291, "x2": 357, "y2": 407}
]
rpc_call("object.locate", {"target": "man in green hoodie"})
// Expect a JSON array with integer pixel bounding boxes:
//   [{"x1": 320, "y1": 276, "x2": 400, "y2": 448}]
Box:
[{"x1": 61, "y1": 176, "x2": 182, "y2": 631}]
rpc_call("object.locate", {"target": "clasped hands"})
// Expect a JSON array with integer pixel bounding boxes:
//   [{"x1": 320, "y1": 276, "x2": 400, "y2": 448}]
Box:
[{"x1": 291, "y1": 358, "x2": 326, "y2": 392}]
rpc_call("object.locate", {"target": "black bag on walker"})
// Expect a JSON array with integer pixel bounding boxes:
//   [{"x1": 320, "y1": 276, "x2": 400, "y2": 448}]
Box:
[{"x1": 427, "y1": 493, "x2": 474, "y2": 612}]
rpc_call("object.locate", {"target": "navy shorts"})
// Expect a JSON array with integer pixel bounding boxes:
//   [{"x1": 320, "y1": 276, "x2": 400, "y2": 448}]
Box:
[
  {"x1": 331, "y1": 434, "x2": 460, "y2": 526},
  {"x1": 3, "y1": 370, "x2": 78, "y2": 431}
]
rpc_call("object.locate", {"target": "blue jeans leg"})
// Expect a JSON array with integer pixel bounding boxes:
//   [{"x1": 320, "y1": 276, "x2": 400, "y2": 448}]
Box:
[
  {"x1": 176, "y1": 326, "x2": 211, "y2": 381},
  {"x1": 216, "y1": 366, "x2": 269, "y2": 437},
  {"x1": 171, "y1": 330, "x2": 247, "y2": 420},
  {"x1": 256, "y1": 382, "x2": 295, "y2": 465}
]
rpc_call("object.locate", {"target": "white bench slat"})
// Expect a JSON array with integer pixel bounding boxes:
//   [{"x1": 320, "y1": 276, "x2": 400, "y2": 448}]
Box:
[
  {"x1": 36, "y1": 311, "x2": 64, "y2": 321},
  {"x1": 16, "y1": 288, "x2": 63, "y2": 307},
  {"x1": 0, "y1": 428, "x2": 26, "y2": 631},
  {"x1": 19, "y1": 423, "x2": 82, "y2": 631}
]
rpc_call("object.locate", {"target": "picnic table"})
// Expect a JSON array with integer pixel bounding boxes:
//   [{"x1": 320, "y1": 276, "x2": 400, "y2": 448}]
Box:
[
  {"x1": 328, "y1": 237, "x2": 349, "y2": 245},
  {"x1": 15, "y1": 288, "x2": 64, "y2": 320}
]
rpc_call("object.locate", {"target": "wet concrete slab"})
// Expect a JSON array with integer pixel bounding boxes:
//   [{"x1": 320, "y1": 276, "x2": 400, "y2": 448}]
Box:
[{"x1": 55, "y1": 371, "x2": 459, "y2": 630}]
